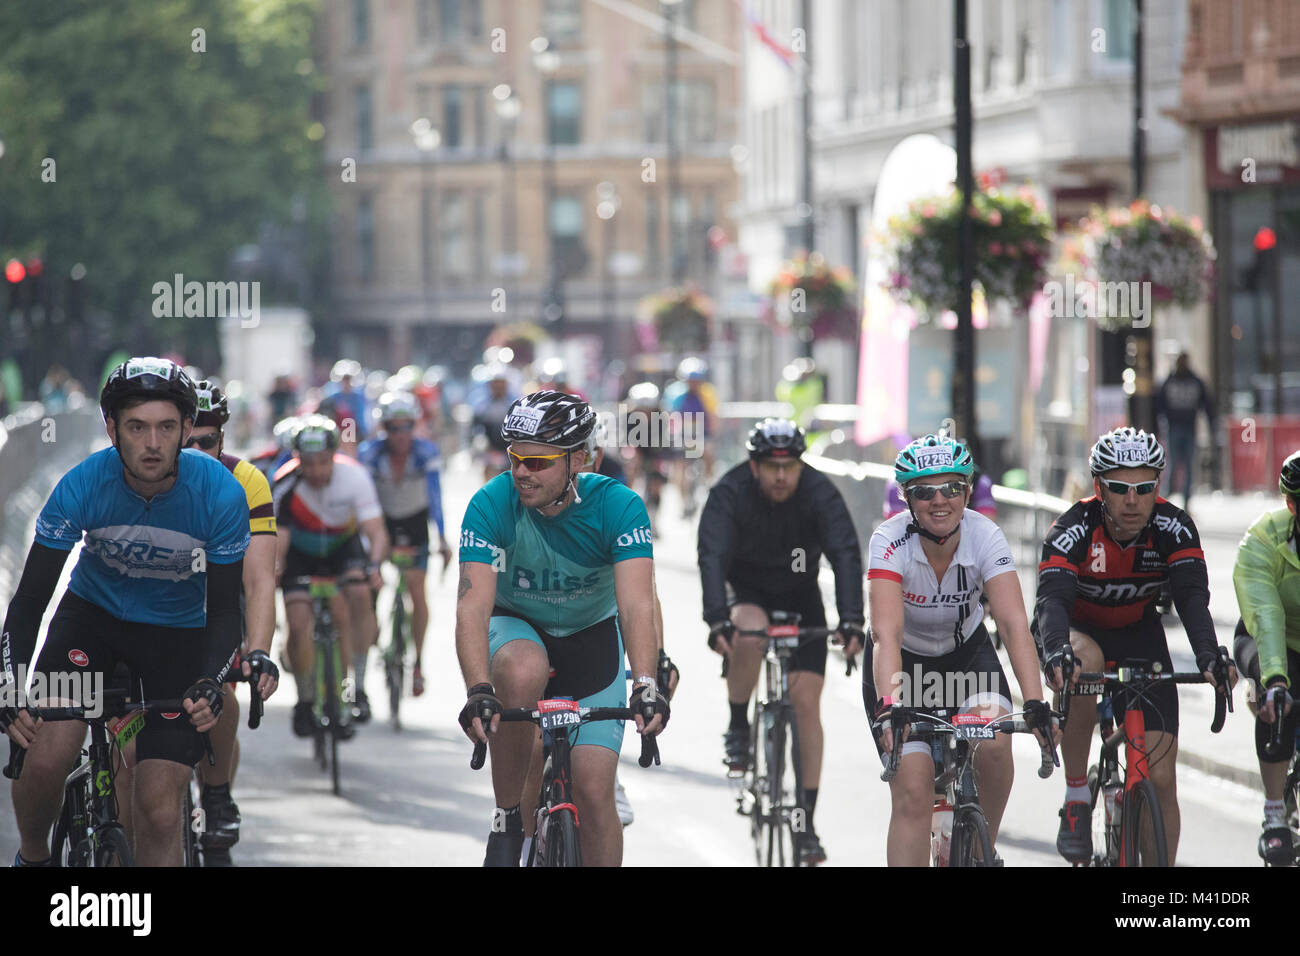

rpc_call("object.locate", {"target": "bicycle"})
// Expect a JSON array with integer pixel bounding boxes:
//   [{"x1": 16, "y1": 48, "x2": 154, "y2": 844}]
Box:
[
  {"x1": 879, "y1": 706, "x2": 1057, "y2": 866},
  {"x1": 183, "y1": 664, "x2": 265, "y2": 867},
  {"x1": 468, "y1": 698, "x2": 661, "y2": 867},
  {"x1": 725, "y1": 612, "x2": 835, "y2": 867},
  {"x1": 383, "y1": 543, "x2": 416, "y2": 730},
  {"x1": 1059, "y1": 648, "x2": 1231, "y2": 867},
  {"x1": 303, "y1": 575, "x2": 354, "y2": 795},
  {"x1": 4, "y1": 688, "x2": 212, "y2": 867}
]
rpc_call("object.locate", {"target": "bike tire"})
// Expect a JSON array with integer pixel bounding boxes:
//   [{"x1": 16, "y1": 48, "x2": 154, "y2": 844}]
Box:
[
  {"x1": 543, "y1": 809, "x2": 582, "y2": 867},
  {"x1": 321, "y1": 637, "x2": 342, "y2": 794},
  {"x1": 1121, "y1": 779, "x2": 1169, "y2": 867},
  {"x1": 764, "y1": 709, "x2": 797, "y2": 868},
  {"x1": 93, "y1": 824, "x2": 134, "y2": 868},
  {"x1": 388, "y1": 588, "x2": 406, "y2": 726},
  {"x1": 949, "y1": 807, "x2": 996, "y2": 867},
  {"x1": 183, "y1": 780, "x2": 200, "y2": 867},
  {"x1": 1285, "y1": 767, "x2": 1300, "y2": 865},
  {"x1": 746, "y1": 702, "x2": 765, "y2": 866}
]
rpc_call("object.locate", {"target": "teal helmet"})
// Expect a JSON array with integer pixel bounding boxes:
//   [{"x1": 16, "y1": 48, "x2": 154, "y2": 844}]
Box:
[{"x1": 894, "y1": 434, "x2": 975, "y2": 484}]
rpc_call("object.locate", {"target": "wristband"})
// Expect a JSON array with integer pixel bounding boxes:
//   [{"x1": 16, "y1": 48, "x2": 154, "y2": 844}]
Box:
[
  {"x1": 467, "y1": 682, "x2": 494, "y2": 698},
  {"x1": 632, "y1": 677, "x2": 658, "y2": 694}
]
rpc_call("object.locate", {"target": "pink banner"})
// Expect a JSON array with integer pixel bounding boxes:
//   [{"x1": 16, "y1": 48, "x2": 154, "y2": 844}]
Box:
[{"x1": 856, "y1": 287, "x2": 911, "y2": 446}]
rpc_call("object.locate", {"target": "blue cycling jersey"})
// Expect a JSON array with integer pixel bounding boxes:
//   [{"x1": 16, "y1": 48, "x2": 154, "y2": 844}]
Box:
[
  {"x1": 33, "y1": 447, "x2": 250, "y2": 628},
  {"x1": 356, "y1": 435, "x2": 445, "y2": 535}
]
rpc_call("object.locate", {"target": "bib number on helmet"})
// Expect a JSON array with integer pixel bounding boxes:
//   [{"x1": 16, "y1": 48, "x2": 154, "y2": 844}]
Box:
[
  {"x1": 1113, "y1": 441, "x2": 1148, "y2": 465},
  {"x1": 914, "y1": 449, "x2": 954, "y2": 471},
  {"x1": 125, "y1": 360, "x2": 172, "y2": 379},
  {"x1": 506, "y1": 406, "x2": 545, "y2": 435}
]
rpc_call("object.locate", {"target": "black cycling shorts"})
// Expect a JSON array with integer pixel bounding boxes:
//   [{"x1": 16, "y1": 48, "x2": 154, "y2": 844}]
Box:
[
  {"x1": 1075, "y1": 614, "x2": 1179, "y2": 737},
  {"x1": 862, "y1": 623, "x2": 1012, "y2": 758},
  {"x1": 1233, "y1": 617, "x2": 1300, "y2": 763},
  {"x1": 384, "y1": 510, "x2": 430, "y2": 571},
  {"x1": 281, "y1": 534, "x2": 369, "y2": 596},
  {"x1": 34, "y1": 591, "x2": 235, "y2": 767},
  {"x1": 726, "y1": 581, "x2": 828, "y2": 676}
]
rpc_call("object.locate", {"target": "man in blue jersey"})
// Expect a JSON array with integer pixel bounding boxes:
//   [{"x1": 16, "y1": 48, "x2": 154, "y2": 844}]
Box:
[
  {"x1": 1, "y1": 357, "x2": 249, "y2": 867},
  {"x1": 455, "y1": 391, "x2": 669, "y2": 866},
  {"x1": 358, "y1": 392, "x2": 452, "y2": 696}
]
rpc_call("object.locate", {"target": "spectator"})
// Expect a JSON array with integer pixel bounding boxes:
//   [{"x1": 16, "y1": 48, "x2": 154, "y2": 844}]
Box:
[
  {"x1": 268, "y1": 373, "x2": 297, "y2": 424},
  {"x1": 1156, "y1": 352, "x2": 1215, "y2": 509}
]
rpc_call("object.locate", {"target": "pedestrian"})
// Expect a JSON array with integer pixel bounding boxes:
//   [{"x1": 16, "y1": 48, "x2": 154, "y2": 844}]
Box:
[{"x1": 1156, "y1": 352, "x2": 1215, "y2": 509}]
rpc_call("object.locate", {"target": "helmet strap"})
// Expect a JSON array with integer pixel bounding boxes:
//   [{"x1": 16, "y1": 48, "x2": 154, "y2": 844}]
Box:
[
  {"x1": 905, "y1": 502, "x2": 959, "y2": 546},
  {"x1": 538, "y1": 452, "x2": 579, "y2": 512}
]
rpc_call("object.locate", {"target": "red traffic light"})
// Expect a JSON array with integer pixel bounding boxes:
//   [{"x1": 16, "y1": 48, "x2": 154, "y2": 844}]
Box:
[
  {"x1": 1254, "y1": 227, "x2": 1277, "y2": 251},
  {"x1": 5, "y1": 259, "x2": 26, "y2": 283}
]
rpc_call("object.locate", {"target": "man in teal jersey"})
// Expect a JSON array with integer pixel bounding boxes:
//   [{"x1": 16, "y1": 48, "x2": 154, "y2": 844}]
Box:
[{"x1": 455, "y1": 391, "x2": 669, "y2": 866}]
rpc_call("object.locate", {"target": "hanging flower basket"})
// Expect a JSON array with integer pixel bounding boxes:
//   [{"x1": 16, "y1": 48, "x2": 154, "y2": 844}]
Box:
[
  {"x1": 485, "y1": 321, "x2": 548, "y2": 366},
  {"x1": 1062, "y1": 200, "x2": 1216, "y2": 331},
  {"x1": 637, "y1": 285, "x2": 713, "y2": 354},
  {"x1": 767, "y1": 252, "x2": 860, "y2": 341},
  {"x1": 883, "y1": 185, "x2": 1053, "y2": 321}
]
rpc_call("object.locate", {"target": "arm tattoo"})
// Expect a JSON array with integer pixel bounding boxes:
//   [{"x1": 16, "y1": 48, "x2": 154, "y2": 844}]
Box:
[{"x1": 458, "y1": 567, "x2": 472, "y2": 599}]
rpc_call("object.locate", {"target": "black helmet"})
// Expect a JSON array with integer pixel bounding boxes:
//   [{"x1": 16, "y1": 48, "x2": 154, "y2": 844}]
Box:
[
  {"x1": 747, "y1": 418, "x2": 806, "y2": 460},
  {"x1": 194, "y1": 380, "x2": 230, "y2": 428},
  {"x1": 100, "y1": 357, "x2": 197, "y2": 424},
  {"x1": 1281, "y1": 449, "x2": 1300, "y2": 497},
  {"x1": 500, "y1": 390, "x2": 596, "y2": 450}
]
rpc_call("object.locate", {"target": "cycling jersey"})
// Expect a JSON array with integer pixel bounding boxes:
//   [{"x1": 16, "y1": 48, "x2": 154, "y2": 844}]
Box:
[
  {"x1": 867, "y1": 510, "x2": 1017, "y2": 656},
  {"x1": 697, "y1": 461, "x2": 864, "y2": 627},
  {"x1": 1233, "y1": 506, "x2": 1300, "y2": 689},
  {"x1": 318, "y1": 384, "x2": 369, "y2": 439},
  {"x1": 30, "y1": 447, "x2": 249, "y2": 628},
  {"x1": 220, "y1": 453, "x2": 276, "y2": 536},
  {"x1": 356, "y1": 435, "x2": 445, "y2": 535},
  {"x1": 458, "y1": 471, "x2": 652, "y2": 637},
  {"x1": 272, "y1": 455, "x2": 382, "y2": 557},
  {"x1": 1033, "y1": 496, "x2": 1217, "y2": 665}
]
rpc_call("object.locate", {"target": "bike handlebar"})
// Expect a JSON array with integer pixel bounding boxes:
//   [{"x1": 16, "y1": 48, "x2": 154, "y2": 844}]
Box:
[
  {"x1": 469, "y1": 705, "x2": 662, "y2": 772},
  {"x1": 225, "y1": 663, "x2": 263, "y2": 730},
  {"x1": 724, "y1": 626, "x2": 859, "y2": 677},
  {"x1": 880, "y1": 710, "x2": 1057, "y2": 783},
  {"x1": 1063, "y1": 645, "x2": 1233, "y2": 734}
]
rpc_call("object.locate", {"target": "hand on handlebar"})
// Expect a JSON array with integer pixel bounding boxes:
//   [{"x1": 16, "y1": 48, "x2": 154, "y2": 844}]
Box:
[
  {"x1": 1045, "y1": 647, "x2": 1077, "y2": 694},
  {"x1": 707, "y1": 620, "x2": 735, "y2": 656},
  {"x1": 1259, "y1": 681, "x2": 1294, "y2": 725},
  {"x1": 183, "y1": 678, "x2": 224, "y2": 733},
  {"x1": 834, "y1": 622, "x2": 865, "y2": 674},
  {"x1": 630, "y1": 682, "x2": 670, "y2": 737},
  {"x1": 242, "y1": 649, "x2": 280, "y2": 700},
  {"x1": 0, "y1": 697, "x2": 40, "y2": 749},
  {"x1": 458, "y1": 683, "x2": 502, "y2": 744}
]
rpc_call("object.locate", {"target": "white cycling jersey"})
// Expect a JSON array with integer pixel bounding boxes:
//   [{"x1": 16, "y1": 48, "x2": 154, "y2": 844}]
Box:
[{"x1": 867, "y1": 509, "x2": 1017, "y2": 656}]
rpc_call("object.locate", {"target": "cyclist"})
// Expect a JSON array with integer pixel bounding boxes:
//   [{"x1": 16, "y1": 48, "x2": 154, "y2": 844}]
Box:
[
  {"x1": 357, "y1": 392, "x2": 453, "y2": 698},
  {"x1": 1034, "y1": 426, "x2": 1235, "y2": 866},
  {"x1": 456, "y1": 390, "x2": 669, "y2": 867},
  {"x1": 866, "y1": 434, "x2": 1054, "y2": 866},
  {"x1": 623, "y1": 381, "x2": 670, "y2": 528},
  {"x1": 1, "y1": 357, "x2": 248, "y2": 867},
  {"x1": 663, "y1": 357, "x2": 719, "y2": 519},
  {"x1": 273, "y1": 415, "x2": 389, "y2": 733},
  {"x1": 470, "y1": 366, "x2": 516, "y2": 483},
  {"x1": 318, "y1": 359, "x2": 370, "y2": 454},
  {"x1": 250, "y1": 416, "x2": 302, "y2": 481},
  {"x1": 697, "y1": 417, "x2": 864, "y2": 865},
  {"x1": 1232, "y1": 449, "x2": 1300, "y2": 864}
]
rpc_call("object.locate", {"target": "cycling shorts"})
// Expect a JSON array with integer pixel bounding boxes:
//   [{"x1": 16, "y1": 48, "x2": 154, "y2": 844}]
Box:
[
  {"x1": 1074, "y1": 614, "x2": 1179, "y2": 737},
  {"x1": 281, "y1": 533, "x2": 369, "y2": 596},
  {"x1": 35, "y1": 591, "x2": 237, "y2": 767},
  {"x1": 384, "y1": 510, "x2": 430, "y2": 571},
  {"x1": 727, "y1": 581, "x2": 828, "y2": 676},
  {"x1": 488, "y1": 608, "x2": 627, "y2": 754},
  {"x1": 863, "y1": 623, "x2": 1012, "y2": 761},
  {"x1": 1233, "y1": 618, "x2": 1300, "y2": 763}
]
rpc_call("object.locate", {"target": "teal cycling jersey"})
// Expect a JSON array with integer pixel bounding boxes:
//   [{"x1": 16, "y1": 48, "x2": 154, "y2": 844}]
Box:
[{"x1": 458, "y1": 471, "x2": 653, "y2": 636}]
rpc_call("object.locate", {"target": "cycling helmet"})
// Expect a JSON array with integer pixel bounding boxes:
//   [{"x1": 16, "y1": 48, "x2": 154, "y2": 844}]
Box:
[
  {"x1": 1089, "y1": 426, "x2": 1165, "y2": 476},
  {"x1": 330, "y1": 359, "x2": 363, "y2": 383},
  {"x1": 747, "y1": 418, "x2": 806, "y2": 460},
  {"x1": 293, "y1": 414, "x2": 340, "y2": 454},
  {"x1": 894, "y1": 434, "x2": 975, "y2": 483},
  {"x1": 677, "y1": 357, "x2": 709, "y2": 382},
  {"x1": 194, "y1": 380, "x2": 230, "y2": 428},
  {"x1": 585, "y1": 415, "x2": 609, "y2": 457},
  {"x1": 377, "y1": 391, "x2": 419, "y2": 423},
  {"x1": 100, "y1": 357, "x2": 198, "y2": 424},
  {"x1": 500, "y1": 390, "x2": 596, "y2": 450},
  {"x1": 273, "y1": 416, "x2": 302, "y2": 452},
  {"x1": 627, "y1": 382, "x2": 661, "y2": 408},
  {"x1": 1280, "y1": 449, "x2": 1300, "y2": 497}
]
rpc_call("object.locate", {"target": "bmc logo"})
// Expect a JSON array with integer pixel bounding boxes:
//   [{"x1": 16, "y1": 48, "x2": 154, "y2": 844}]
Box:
[
  {"x1": 616, "y1": 527, "x2": 653, "y2": 548},
  {"x1": 68, "y1": 649, "x2": 89, "y2": 668}
]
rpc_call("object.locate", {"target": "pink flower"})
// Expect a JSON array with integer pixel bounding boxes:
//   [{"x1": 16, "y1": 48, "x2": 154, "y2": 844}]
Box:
[
  {"x1": 921, "y1": 203, "x2": 937, "y2": 218},
  {"x1": 990, "y1": 241, "x2": 1004, "y2": 255},
  {"x1": 987, "y1": 209, "x2": 1003, "y2": 226}
]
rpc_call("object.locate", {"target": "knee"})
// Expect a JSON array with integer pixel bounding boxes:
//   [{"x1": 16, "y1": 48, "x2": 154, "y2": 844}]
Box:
[
  {"x1": 1070, "y1": 633, "x2": 1104, "y2": 670},
  {"x1": 137, "y1": 791, "x2": 184, "y2": 838},
  {"x1": 490, "y1": 645, "x2": 548, "y2": 703},
  {"x1": 573, "y1": 770, "x2": 613, "y2": 814}
]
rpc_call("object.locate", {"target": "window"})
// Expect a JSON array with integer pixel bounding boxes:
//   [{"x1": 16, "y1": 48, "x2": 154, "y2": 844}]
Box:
[
  {"x1": 1104, "y1": 0, "x2": 1134, "y2": 62},
  {"x1": 542, "y1": 0, "x2": 582, "y2": 42},
  {"x1": 417, "y1": 0, "x2": 433, "y2": 39},
  {"x1": 443, "y1": 85, "x2": 463, "y2": 147},
  {"x1": 358, "y1": 196, "x2": 374, "y2": 281},
  {"x1": 468, "y1": 85, "x2": 486, "y2": 148},
  {"x1": 440, "y1": 192, "x2": 469, "y2": 278},
  {"x1": 355, "y1": 85, "x2": 373, "y2": 151},
  {"x1": 440, "y1": 0, "x2": 463, "y2": 41},
  {"x1": 547, "y1": 82, "x2": 582, "y2": 145},
  {"x1": 1048, "y1": 0, "x2": 1070, "y2": 78},
  {"x1": 550, "y1": 195, "x2": 585, "y2": 277},
  {"x1": 643, "y1": 80, "x2": 715, "y2": 143},
  {"x1": 352, "y1": 0, "x2": 369, "y2": 48}
]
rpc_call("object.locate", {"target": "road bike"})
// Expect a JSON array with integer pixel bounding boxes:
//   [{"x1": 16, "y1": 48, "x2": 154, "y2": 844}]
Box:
[
  {"x1": 304, "y1": 576, "x2": 354, "y2": 795},
  {"x1": 1260, "y1": 689, "x2": 1299, "y2": 867},
  {"x1": 879, "y1": 706, "x2": 1057, "y2": 866},
  {"x1": 469, "y1": 698, "x2": 660, "y2": 867},
  {"x1": 1059, "y1": 649, "x2": 1231, "y2": 867},
  {"x1": 383, "y1": 543, "x2": 416, "y2": 730},
  {"x1": 5, "y1": 688, "x2": 211, "y2": 867}
]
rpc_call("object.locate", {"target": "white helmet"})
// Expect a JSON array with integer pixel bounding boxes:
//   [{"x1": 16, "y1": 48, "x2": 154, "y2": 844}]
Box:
[{"x1": 1089, "y1": 426, "x2": 1166, "y2": 475}]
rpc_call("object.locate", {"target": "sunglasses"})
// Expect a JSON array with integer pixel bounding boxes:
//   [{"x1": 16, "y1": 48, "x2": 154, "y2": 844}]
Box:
[
  {"x1": 385, "y1": 422, "x2": 414, "y2": 433},
  {"x1": 185, "y1": 433, "x2": 221, "y2": 450},
  {"x1": 1101, "y1": 479, "x2": 1158, "y2": 496},
  {"x1": 907, "y1": 480, "x2": 969, "y2": 501},
  {"x1": 508, "y1": 448, "x2": 568, "y2": 472}
]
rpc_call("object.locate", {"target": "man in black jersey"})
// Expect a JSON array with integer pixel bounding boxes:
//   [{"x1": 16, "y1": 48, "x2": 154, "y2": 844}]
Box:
[{"x1": 697, "y1": 418, "x2": 864, "y2": 865}]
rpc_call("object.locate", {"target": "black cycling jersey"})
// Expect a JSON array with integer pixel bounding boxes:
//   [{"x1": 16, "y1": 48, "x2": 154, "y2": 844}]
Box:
[{"x1": 697, "y1": 460, "x2": 864, "y2": 627}]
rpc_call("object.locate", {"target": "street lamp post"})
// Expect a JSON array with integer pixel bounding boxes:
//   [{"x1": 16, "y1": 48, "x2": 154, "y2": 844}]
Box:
[
  {"x1": 493, "y1": 85, "x2": 522, "y2": 318},
  {"x1": 532, "y1": 37, "x2": 564, "y2": 334},
  {"x1": 661, "y1": 0, "x2": 684, "y2": 284},
  {"x1": 1128, "y1": 0, "x2": 1156, "y2": 433},
  {"x1": 411, "y1": 118, "x2": 442, "y2": 334},
  {"x1": 952, "y1": 0, "x2": 978, "y2": 463}
]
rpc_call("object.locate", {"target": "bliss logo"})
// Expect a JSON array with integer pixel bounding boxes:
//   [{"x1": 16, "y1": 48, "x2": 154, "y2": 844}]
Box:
[
  {"x1": 512, "y1": 567, "x2": 600, "y2": 592},
  {"x1": 616, "y1": 527, "x2": 653, "y2": 548}
]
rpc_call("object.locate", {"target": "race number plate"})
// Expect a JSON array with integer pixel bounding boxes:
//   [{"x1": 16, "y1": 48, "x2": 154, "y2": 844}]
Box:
[
  {"x1": 1073, "y1": 681, "x2": 1106, "y2": 696},
  {"x1": 953, "y1": 714, "x2": 995, "y2": 740},
  {"x1": 537, "y1": 698, "x2": 581, "y2": 732}
]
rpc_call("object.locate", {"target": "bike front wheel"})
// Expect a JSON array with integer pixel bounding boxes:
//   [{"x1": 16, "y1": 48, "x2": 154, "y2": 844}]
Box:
[
  {"x1": 762, "y1": 708, "x2": 800, "y2": 867},
  {"x1": 541, "y1": 809, "x2": 582, "y2": 867},
  {"x1": 93, "y1": 824, "x2": 134, "y2": 868},
  {"x1": 949, "y1": 806, "x2": 996, "y2": 867},
  {"x1": 1121, "y1": 779, "x2": 1168, "y2": 867}
]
